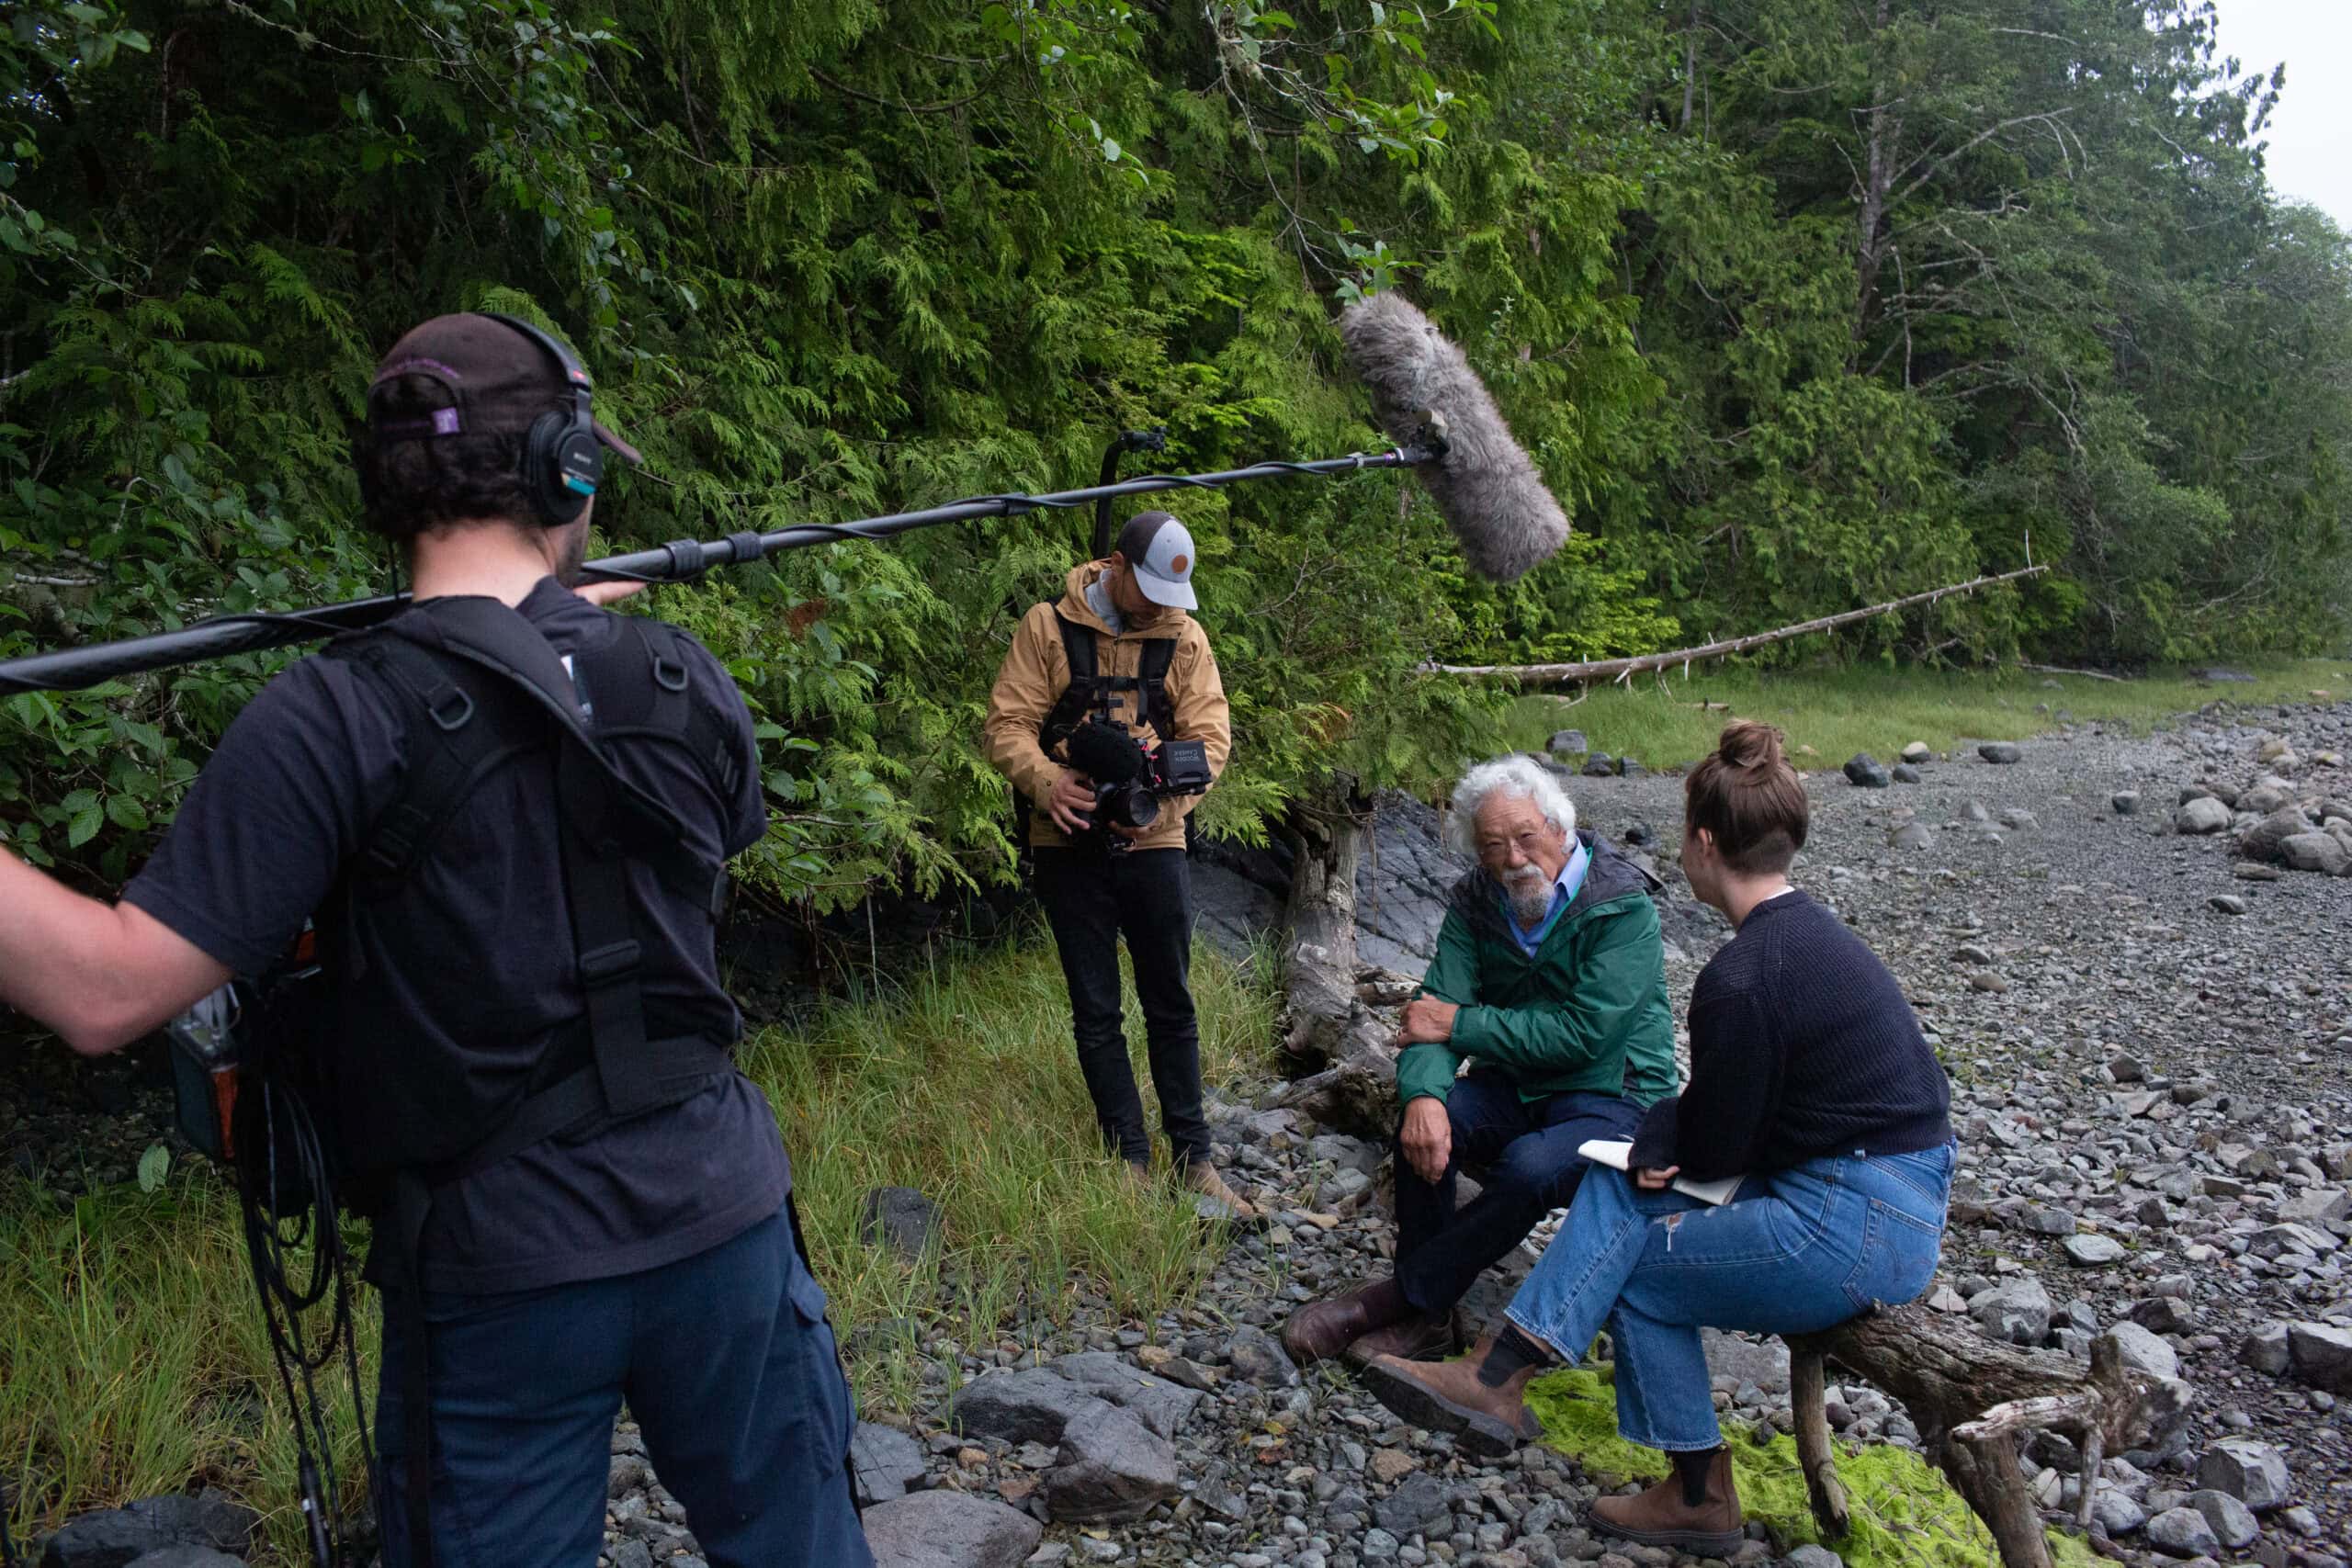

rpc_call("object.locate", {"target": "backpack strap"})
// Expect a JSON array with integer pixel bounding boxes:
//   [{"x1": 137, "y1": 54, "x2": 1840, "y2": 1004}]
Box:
[
  {"x1": 1134, "y1": 636, "x2": 1178, "y2": 743},
  {"x1": 1038, "y1": 610, "x2": 1180, "y2": 746}
]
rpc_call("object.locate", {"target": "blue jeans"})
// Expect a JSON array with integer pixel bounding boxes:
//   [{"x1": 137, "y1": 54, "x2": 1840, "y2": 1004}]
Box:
[
  {"x1": 1505, "y1": 1143, "x2": 1954, "y2": 1451},
  {"x1": 376, "y1": 1203, "x2": 871, "y2": 1568},
  {"x1": 1393, "y1": 1072, "x2": 1644, "y2": 1312}
]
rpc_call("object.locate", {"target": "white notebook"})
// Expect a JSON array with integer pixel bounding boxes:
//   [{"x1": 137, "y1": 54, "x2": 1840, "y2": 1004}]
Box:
[{"x1": 1578, "y1": 1139, "x2": 1747, "y2": 1207}]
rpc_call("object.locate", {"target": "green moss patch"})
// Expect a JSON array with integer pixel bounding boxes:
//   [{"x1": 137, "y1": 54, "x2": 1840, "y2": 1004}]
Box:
[{"x1": 1525, "y1": 1368, "x2": 2101, "y2": 1568}]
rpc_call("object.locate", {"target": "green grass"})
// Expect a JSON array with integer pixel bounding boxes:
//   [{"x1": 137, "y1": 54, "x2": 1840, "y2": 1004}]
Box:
[
  {"x1": 1498, "y1": 656, "x2": 2350, "y2": 773},
  {"x1": 0, "y1": 1173, "x2": 379, "y2": 1563},
  {"x1": 1527, "y1": 1366, "x2": 2102, "y2": 1568},
  {"x1": 745, "y1": 930, "x2": 1279, "y2": 1412},
  {"x1": 0, "y1": 929, "x2": 1278, "y2": 1560}
]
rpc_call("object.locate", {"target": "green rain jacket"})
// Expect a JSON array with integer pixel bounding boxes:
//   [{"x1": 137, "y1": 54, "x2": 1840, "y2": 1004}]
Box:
[{"x1": 1396, "y1": 830, "x2": 1679, "y2": 1109}]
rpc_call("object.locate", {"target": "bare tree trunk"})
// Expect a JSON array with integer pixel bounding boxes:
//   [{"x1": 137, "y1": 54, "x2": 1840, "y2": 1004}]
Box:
[
  {"x1": 1426, "y1": 565, "x2": 2048, "y2": 685},
  {"x1": 1279, "y1": 780, "x2": 1366, "y2": 1071}
]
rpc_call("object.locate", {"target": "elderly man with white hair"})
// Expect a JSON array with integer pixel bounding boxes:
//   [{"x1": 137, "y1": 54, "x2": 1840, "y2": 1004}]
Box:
[{"x1": 1283, "y1": 756, "x2": 1678, "y2": 1368}]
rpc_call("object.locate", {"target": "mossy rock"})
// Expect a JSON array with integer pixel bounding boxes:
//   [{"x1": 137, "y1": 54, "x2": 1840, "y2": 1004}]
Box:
[{"x1": 1525, "y1": 1367, "x2": 2101, "y2": 1568}]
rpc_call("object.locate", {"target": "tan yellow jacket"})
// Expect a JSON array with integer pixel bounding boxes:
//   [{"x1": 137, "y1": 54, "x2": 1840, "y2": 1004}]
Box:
[{"x1": 983, "y1": 562, "x2": 1232, "y2": 853}]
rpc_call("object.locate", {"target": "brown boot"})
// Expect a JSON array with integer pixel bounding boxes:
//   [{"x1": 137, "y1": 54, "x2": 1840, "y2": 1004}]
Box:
[
  {"x1": 1341, "y1": 1310, "x2": 1461, "y2": 1369},
  {"x1": 1588, "y1": 1449, "x2": 1744, "y2": 1556},
  {"x1": 1184, "y1": 1161, "x2": 1259, "y2": 1222},
  {"x1": 1357, "y1": 1335, "x2": 1547, "y2": 1458},
  {"x1": 1282, "y1": 1280, "x2": 1409, "y2": 1365}
]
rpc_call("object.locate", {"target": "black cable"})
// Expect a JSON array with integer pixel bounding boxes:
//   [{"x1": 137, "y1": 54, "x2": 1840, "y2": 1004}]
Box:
[{"x1": 235, "y1": 1069, "x2": 376, "y2": 1568}]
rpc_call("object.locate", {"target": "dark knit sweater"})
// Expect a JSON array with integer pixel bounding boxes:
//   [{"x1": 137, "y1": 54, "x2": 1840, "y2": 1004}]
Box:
[{"x1": 1629, "y1": 889, "x2": 1951, "y2": 1181}]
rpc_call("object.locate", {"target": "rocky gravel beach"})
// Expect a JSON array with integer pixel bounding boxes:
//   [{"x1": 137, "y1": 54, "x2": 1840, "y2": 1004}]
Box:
[
  {"x1": 15, "y1": 690, "x2": 2352, "y2": 1568},
  {"x1": 827, "y1": 694, "x2": 2352, "y2": 1568}
]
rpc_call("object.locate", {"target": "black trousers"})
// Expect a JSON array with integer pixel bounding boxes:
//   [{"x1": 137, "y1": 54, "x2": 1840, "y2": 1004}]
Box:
[
  {"x1": 1392, "y1": 1068, "x2": 1644, "y2": 1312},
  {"x1": 1031, "y1": 846, "x2": 1211, "y2": 1168}
]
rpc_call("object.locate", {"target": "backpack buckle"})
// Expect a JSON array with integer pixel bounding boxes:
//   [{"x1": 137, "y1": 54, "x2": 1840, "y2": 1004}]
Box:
[
  {"x1": 650, "y1": 652, "x2": 689, "y2": 694},
  {"x1": 426, "y1": 687, "x2": 475, "y2": 732},
  {"x1": 578, "y1": 940, "x2": 642, "y2": 986}
]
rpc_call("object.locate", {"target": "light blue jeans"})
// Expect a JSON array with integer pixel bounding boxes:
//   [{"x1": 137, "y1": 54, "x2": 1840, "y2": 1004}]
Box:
[{"x1": 1504, "y1": 1143, "x2": 1954, "y2": 1451}]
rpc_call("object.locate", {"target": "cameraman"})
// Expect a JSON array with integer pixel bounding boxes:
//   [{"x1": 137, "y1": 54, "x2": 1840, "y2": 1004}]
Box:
[
  {"x1": 983, "y1": 512, "x2": 1251, "y2": 1216},
  {"x1": 0, "y1": 313, "x2": 867, "y2": 1567}
]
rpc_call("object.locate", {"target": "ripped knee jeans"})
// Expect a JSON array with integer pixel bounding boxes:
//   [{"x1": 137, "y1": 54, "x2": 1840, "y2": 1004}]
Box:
[{"x1": 1504, "y1": 1144, "x2": 1954, "y2": 1451}]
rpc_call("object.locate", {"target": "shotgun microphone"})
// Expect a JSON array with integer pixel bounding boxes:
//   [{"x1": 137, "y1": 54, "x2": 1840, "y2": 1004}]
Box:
[{"x1": 1339, "y1": 291, "x2": 1571, "y2": 584}]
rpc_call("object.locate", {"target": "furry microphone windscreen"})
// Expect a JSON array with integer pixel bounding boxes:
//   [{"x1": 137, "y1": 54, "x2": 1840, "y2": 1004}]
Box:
[{"x1": 1339, "y1": 291, "x2": 1571, "y2": 584}]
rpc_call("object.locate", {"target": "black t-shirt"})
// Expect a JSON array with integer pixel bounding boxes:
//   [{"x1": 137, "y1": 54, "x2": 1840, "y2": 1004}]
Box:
[{"x1": 125, "y1": 579, "x2": 790, "y2": 1292}]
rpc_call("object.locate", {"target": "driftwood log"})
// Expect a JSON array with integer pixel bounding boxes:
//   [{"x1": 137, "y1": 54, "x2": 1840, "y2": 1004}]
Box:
[
  {"x1": 1269, "y1": 869, "x2": 2187, "y2": 1568},
  {"x1": 1787, "y1": 1309, "x2": 2188, "y2": 1568}
]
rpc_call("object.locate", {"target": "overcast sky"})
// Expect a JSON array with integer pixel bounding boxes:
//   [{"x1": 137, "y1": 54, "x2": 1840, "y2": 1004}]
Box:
[{"x1": 2210, "y1": 0, "x2": 2352, "y2": 231}]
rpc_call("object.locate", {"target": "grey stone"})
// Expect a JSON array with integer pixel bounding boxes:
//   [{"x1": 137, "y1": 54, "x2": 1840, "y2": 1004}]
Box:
[
  {"x1": 1044, "y1": 1402, "x2": 1179, "y2": 1523},
  {"x1": 1225, "y1": 1324, "x2": 1301, "y2": 1387},
  {"x1": 1842, "y1": 754, "x2": 1891, "y2": 788},
  {"x1": 2288, "y1": 1322, "x2": 2352, "y2": 1390},
  {"x1": 1702, "y1": 1329, "x2": 1792, "y2": 1393},
  {"x1": 1889, "y1": 821, "x2": 1935, "y2": 851},
  {"x1": 2131, "y1": 1295, "x2": 2193, "y2": 1336},
  {"x1": 2093, "y1": 1487, "x2": 2148, "y2": 1536},
  {"x1": 2196, "y1": 1438, "x2": 2291, "y2": 1512},
  {"x1": 2143, "y1": 1505, "x2": 2222, "y2": 1557},
  {"x1": 858, "y1": 1186, "x2": 942, "y2": 1261},
  {"x1": 2176, "y1": 797, "x2": 2231, "y2": 834},
  {"x1": 2209, "y1": 893, "x2": 2248, "y2": 915},
  {"x1": 2278, "y1": 1188, "x2": 2351, "y2": 1225},
  {"x1": 1978, "y1": 741, "x2": 2022, "y2": 763},
  {"x1": 2112, "y1": 790, "x2": 2141, "y2": 815},
  {"x1": 1971, "y1": 1276, "x2": 2053, "y2": 1345},
  {"x1": 2239, "y1": 805, "x2": 2313, "y2": 863},
  {"x1": 2280, "y1": 830, "x2": 2352, "y2": 875},
  {"x1": 851, "y1": 1421, "x2": 929, "y2": 1506},
  {"x1": 1373, "y1": 1472, "x2": 1451, "y2": 1538},
  {"x1": 1049, "y1": 1351, "x2": 1204, "y2": 1438},
  {"x1": 2100, "y1": 1322, "x2": 2180, "y2": 1381},
  {"x1": 949, "y1": 1367, "x2": 1103, "y2": 1445},
  {"x1": 2240, "y1": 1322, "x2": 2291, "y2": 1376},
  {"x1": 2185, "y1": 1489, "x2": 2259, "y2": 1549},
  {"x1": 861, "y1": 1489, "x2": 1042, "y2": 1568},
  {"x1": 1547, "y1": 728, "x2": 1588, "y2": 756},
  {"x1": 1784, "y1": 1548, "x2": 1845, "y2": 1568},
  {"x1": 39, "y1": 1491, "x2": 259, "y2": 1568},
  {"x1": 2063, "y1": 1233, "x2": 2128, "y2": 1267},
  {"x1": 1615, "y1": 755, "x2": 1645, "y2": 777},
  {"x1": 1901, "y1": 741, "x2": 1933, "y2": 763},
  {"x1": 1306, "y1": 1133, "x2": 1382, "y2": 1173},
  {"x1": 2022, "y1": 1204, "x2": 2077, "y2": 1237},
  {"x1": 1891, "y1": 762, "x2": 1922, "y2": 784},
  {"x1": 1582, "y1": 754, "x2": 1615, "y2": 777}
]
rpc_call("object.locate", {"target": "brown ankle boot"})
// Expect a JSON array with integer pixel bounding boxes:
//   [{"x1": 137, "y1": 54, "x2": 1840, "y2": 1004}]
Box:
[
  {"x1": 1588, "y1": 1448, "x2": 1744, "y2": 1556},
  {"x1": 1357, "y1": 1335, "x2": 1546, "y2": 1458},
  {"x1": 1282, "y1": 1280, "x2": 1408, "y2": 1365},
  {"x1": 1341, "y1": 1310, "x2": 1460, "y2": 1369}
]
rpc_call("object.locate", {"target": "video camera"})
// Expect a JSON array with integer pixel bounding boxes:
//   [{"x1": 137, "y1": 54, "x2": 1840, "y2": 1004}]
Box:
[{"x1": 1062, "y1": 716, "x2": 1212, "y2": 850}]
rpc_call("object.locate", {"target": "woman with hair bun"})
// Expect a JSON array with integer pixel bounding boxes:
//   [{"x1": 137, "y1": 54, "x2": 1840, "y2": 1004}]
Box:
[{"x1": 1360, "y1": 721, "x2": 1956, "y2": 1554}]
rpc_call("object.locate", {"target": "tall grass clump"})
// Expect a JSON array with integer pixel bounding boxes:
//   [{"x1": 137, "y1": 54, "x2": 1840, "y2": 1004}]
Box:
[
  {"x1": 0, "y1": 1171, "x2": 377, "y2": 1561},
  {"x1": 741, "y1": 928, "x2": 1280, "y2": 1411}
]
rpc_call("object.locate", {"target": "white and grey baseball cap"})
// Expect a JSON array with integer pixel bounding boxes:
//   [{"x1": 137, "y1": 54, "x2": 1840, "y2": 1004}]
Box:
[{"x1": 1114, "y1": 511, "x2": 1199, "y2": 610}]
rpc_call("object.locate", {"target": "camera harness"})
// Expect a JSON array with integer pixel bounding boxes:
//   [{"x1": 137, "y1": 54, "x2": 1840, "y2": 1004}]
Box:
[{"x1": 1014, "y1": 609, "x2": 1183, "y2": 859}]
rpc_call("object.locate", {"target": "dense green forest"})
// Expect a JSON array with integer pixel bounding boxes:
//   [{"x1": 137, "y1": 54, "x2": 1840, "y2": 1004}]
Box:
[{"x1": 3, "y1": 0, "x2": 2347, "y2": 902}]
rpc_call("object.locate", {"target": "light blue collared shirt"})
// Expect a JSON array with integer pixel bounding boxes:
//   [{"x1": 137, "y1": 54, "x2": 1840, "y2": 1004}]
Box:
[{"x1": 1500, "y1": 838, "x2": 1590, "y2": 957}]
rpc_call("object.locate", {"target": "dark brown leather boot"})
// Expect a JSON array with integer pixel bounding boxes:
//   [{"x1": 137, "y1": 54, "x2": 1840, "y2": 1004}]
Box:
[
  {"x1": 1282, "y1": 1280, "x2": 1408, "y2": 1365},
  {"x1": 1357, "y1": 1336, "x2": 1546, "y2": 1458},
  {"x1": 1341, "y1": 1310, "x2": 1461, "y2": 1369},
  {"x1": 1588, "y1": 1448, "x2": 1744, "y2": 1555}
]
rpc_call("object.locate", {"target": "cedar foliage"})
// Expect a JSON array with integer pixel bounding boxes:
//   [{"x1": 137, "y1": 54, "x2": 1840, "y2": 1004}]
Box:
[{"x1": 2, "y1": 0, "x2": 2346, "y2": 898}]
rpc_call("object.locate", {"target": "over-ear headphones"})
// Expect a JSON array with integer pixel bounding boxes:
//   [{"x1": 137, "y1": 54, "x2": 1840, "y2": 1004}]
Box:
[{"x1": 481, "y1": 311, "x2": 604, "y2": 526}]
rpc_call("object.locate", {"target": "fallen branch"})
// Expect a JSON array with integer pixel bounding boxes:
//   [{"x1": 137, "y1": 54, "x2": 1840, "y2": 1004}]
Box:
[
  {"x1": 2018, "y1": 660, "x2": 2123, "y2": 682},
  {"x1": 1425, "y1": 565, "x2": 2051, "y2": 686}
]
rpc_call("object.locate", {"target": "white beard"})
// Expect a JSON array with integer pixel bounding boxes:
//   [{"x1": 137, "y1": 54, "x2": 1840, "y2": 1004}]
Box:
[{"x1": 1504, "y1": 872, "x2": 1553, "y2": 927}]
